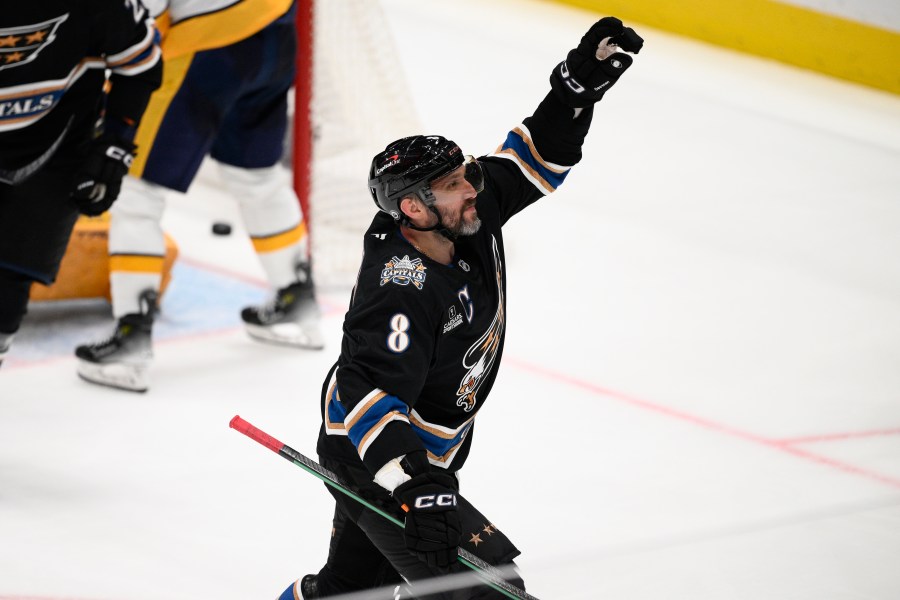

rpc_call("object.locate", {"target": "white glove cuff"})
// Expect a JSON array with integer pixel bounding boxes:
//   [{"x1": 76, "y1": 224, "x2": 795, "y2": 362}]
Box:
[{"x1": 373, "y1": 457, "x2": 412, "y2": 492}]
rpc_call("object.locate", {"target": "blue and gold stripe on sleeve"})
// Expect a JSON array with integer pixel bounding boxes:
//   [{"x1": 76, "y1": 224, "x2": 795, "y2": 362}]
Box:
[
  {"x1": 323, "y1": 372, "x2": 348, "y2": 435},
  {"x1": 409, "y1": 410, "x2": 474, "y2": 467},
  {"x1": 325, "y1": 378, "x2": 412, "y2": 460},
  {"x1": 344, "y1": 390, "x2": 412, "y2": 459},
  {"x1": 324, "y1": 370, "x2": 475, "y2": 468},
  {"x1": 106, "y1": 19, "x2": 162, "y2": 76},
  {"x1": 490, "y1": 124, "x2": 571, "y2": 195}
]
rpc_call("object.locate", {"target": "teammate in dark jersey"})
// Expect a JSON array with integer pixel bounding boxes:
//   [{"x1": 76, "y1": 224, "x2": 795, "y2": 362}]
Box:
[
  {"x1": 280, "y1": 17, "x2": 643, "y2": 600},
  {"x1": 0, "y1": 1, "x2": 162, "y2": 367}
]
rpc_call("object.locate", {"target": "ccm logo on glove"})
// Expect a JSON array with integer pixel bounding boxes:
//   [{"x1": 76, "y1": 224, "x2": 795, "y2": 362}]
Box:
[
  {"x1": 393, "y1": 472, "x2": 462, "y2": 569},
  {"x1": 105, "y1": 144, "x2": 134, "y2": 167},
  {"x1": 70, "y1": 136, "x2": 137, "y2": 216},
  {"x1": 409, "y1": 493, "x2": 458, "y2": 510}
]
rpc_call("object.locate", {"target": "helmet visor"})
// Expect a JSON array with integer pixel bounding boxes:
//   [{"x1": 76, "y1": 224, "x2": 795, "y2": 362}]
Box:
[{"x1": 463, "y1": 155, "x2": 485, "y2": 193}]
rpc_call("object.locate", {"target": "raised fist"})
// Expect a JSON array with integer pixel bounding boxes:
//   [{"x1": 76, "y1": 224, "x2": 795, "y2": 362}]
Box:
[
  {"x1": 578, "y1": 16, "x2": 643, "y2": 56},
  {"x1": 550, "y1": 17, "x2": 643, "y2": 108}
]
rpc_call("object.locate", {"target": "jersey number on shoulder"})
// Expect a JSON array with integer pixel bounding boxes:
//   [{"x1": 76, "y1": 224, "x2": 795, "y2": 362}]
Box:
[
  {"x1": 387, "y1": 313, "x2": 411, "y2": 353},
  {"x1": 123, "y1": 0, "x2": 147, "y2": 22}
]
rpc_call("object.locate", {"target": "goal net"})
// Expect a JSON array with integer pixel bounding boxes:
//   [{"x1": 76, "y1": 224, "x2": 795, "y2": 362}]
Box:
[{"x1": 294, "y1": 0, "x2": 424, "y2": 289}]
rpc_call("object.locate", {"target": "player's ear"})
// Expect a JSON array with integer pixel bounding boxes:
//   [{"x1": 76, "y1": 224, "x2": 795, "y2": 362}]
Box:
[{"x1": 399, "y1": 194, "x2": 424, "y2": 221}]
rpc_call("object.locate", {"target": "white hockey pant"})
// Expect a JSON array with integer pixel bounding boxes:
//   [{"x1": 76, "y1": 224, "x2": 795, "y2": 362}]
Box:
[
  {"x1": 219, "y1": 162, "x2": 309, "y2": 289},
  {"x1": 109, "y1": 176, "x2": 166, "y2": 318}
]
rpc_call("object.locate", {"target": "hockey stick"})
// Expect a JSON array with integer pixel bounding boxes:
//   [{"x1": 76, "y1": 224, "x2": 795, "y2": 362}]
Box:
[{"x1": 229, "y1": 415, "x2": 539, "y2": 600}]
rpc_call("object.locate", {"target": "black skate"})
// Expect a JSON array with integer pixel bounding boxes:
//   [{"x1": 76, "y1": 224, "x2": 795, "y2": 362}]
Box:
[
  {"x1": 241, "y1": 264, "x2": 324, "y2": 349},
  {"x1": 0, "y1": 332, "x2": 12, "y2": 368},
  {"x1": 75, "y1": 291, "x2": 156, "y2": 392}
]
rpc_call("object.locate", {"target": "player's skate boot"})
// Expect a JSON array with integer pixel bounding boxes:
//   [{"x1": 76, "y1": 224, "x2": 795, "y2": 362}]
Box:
[
  {"x1": 241, "y1": 263, "x2": 324, "y2": 349},
  {"x1": 0, "y1": 332, "x2": 13, "y2": 369},
  {"x1": 75, "y1": 290, "x2": 157, "y2": 392}
]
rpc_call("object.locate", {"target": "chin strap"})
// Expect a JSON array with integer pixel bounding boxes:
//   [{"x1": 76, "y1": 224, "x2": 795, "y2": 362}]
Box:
[{"x1": 403, "y1": 205, "x2": 458, "y2": 241}]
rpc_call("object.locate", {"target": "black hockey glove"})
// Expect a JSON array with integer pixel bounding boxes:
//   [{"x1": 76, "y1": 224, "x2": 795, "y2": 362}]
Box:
[
  {"x1": 394, "y1": 472, "x2": 462, "y2": 570},
  {"x1": 550, "y1": 16, "x2": 643, "y2": 108},
  {"x1": 71, "y1": 136, "x2": 136, "y2": 216}
]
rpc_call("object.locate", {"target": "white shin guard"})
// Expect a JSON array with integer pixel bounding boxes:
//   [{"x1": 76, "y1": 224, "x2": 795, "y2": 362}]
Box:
[{"x1": 109, "y1": 177, "x2": 167, "y2": 317}]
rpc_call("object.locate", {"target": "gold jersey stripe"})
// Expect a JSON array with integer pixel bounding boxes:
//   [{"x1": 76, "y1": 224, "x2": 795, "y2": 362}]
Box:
[
  {"x1": 129, "y1": 51, "x2": 194, "y2": 178},
  {"x1": 344, "y1": 390, "x2": 387, "y2": 433},
  {"x1": 408, "y1": 411, "x2": 475, "y2": 441},
  {"x1": 510, "y1": 126, "x2": 568, "y2": 174},
  {"x1": 358, "y1": 411, "x2": 408, "y2": 458},
  {"x1": 426, "y1": 438, "x2": 465, "y2": 464},
  {"x1": 493, "y1": 147, "x2": 555, "y2": 195},
  {"x1": 162, "y1": 0, "x2": 293, "y2": 60}
]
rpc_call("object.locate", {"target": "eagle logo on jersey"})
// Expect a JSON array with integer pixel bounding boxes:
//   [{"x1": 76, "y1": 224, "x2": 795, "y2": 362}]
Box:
[
  {"x1": 0, "y1": 15, "x2": 68, "y2": 72},
  {"x1": 456, "y1": 236, "x2": 505, "y2": 412},
  {"x1": 381, "y1": 255, "x2": 427, "y2": 290}
]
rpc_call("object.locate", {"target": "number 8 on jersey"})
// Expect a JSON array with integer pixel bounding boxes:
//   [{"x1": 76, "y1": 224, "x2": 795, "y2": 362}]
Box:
[{"x1": 387, "y1": 313, "x2": 411, "y2": 353}]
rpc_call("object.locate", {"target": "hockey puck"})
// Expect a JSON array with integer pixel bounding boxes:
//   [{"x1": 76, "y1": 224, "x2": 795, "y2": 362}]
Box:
[{"x1": 212, "y1": 222, "x2": 232, "y2": 236}]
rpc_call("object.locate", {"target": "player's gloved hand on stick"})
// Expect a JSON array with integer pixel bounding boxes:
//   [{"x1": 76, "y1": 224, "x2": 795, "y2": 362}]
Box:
[
  {"x1": 551, "y1": 16, "x2": 643, "y2": 108},
  {"x1": 71, "y1": 136, "x2": 137, "y2": 216},
  {"x1": 393, "y1": 472, "x2": 462, "y2": 569}
]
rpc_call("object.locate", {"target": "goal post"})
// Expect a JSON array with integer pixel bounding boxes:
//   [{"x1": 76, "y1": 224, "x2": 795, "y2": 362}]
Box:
[
  {"x1": 293, "y1": 0, "x2": 313, "y2": 256},
  {"x1": 292, "y1": 0, "x2": 423, "y2": 289}
]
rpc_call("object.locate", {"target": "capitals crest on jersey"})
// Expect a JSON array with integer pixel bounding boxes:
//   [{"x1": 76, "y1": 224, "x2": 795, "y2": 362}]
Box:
[
  {"x1": 381, "y1": 255, "x2": 427, "y2": 290},
  {"x1": 0, "y1": 15, "x2": 68, "y2": 72},
  {"x1": 456, "y1": 236, "x2": 505, "y2": 412}
]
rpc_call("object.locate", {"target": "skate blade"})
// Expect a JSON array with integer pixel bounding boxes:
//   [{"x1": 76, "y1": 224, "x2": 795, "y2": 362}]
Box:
[
  {"x1": 244, "y1": 322, "x2": 325, "y2": 350},
  {"x1": 77, "y1": 359, "x2": 150, "y2": 392}
]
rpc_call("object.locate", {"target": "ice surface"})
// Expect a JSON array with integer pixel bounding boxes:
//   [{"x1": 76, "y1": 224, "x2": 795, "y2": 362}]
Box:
[{"x1": 2, "y1": 1, "x2": 899, "y2": 598}]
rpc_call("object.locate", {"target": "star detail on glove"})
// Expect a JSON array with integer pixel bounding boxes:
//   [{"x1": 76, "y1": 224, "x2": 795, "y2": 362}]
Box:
[
  {"x1": 468, "y1": 533, "x2": 484, "y2": 547},
  {"x1": 482, "y1": 523, "x2": 495, "y2": 536}
]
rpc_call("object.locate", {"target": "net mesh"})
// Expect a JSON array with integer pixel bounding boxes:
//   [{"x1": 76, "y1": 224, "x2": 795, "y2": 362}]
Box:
[{"x1": 304, "y1": 0, "x2": 423, "y2": 288}]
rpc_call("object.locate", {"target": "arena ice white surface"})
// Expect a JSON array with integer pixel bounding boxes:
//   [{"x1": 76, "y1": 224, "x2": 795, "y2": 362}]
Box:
[{"x1": 2, "y1": 0, "x2": 900, "y2": 598}]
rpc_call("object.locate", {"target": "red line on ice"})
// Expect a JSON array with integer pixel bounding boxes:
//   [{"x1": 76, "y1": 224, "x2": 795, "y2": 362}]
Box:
[{"x1": 506, "y1": 357, "x2": 900, "y2": 491}]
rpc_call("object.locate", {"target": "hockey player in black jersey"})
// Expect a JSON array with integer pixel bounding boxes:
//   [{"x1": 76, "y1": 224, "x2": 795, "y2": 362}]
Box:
[
  {"x1": 280, "y1": 16, "x2": 643, "y2": 600},
  {"x1": 0, "y1": 1, "x2": 162, "y2": 368}
]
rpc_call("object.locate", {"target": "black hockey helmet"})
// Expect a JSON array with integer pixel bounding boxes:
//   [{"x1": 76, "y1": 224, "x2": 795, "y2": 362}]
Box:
[{"x1": 368, "y1": 135, "x2": 465, "y2": 224}]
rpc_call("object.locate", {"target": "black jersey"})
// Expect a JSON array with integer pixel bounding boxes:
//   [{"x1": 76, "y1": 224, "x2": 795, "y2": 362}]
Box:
[
  {"x1": 318, "y1": 92, "x2": 595, "y2": 476},
  {"x1": 0, "y1": 1, "x2": 162, "y2": 177}
]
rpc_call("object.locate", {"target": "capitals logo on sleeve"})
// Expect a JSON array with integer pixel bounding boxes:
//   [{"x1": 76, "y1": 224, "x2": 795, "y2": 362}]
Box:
[
  {"x1": 381, "y1": 255, "x2": 427, "y2": 290},
  {"x1": 0, "y1": 15, "x2": 68, "y2": 72}
]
